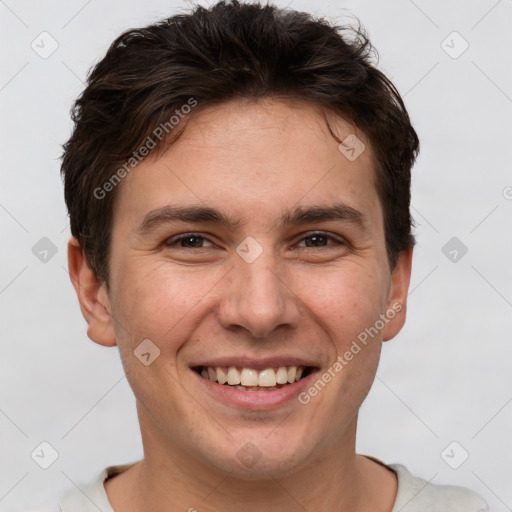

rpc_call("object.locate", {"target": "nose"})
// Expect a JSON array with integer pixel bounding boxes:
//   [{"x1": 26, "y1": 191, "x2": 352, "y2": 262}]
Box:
[{"x1": 217, "y1": 251, "x2": 301, "y2": 339}]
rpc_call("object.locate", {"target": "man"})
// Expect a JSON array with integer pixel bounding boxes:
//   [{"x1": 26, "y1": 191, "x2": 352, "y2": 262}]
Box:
[{"x1": 37, "y1": 1, "x2": 489, "y2": 510}]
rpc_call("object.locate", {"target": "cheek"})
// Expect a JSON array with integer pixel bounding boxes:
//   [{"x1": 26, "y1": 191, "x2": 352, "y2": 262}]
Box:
[
  {"x1": 294, "y1": 262, "x2": 388, "y2": 349},
  {"x1": 110, "y1": 259, "x2": 223, "y2": 355}
]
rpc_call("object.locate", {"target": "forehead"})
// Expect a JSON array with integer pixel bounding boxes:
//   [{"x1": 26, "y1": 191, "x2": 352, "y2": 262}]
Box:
[
  {"x1": 173, "y1": 97, "x2": 373, "y2": 165},
  {"x1": 112, "y1": 98, "x2": 381, "y2": 232}
]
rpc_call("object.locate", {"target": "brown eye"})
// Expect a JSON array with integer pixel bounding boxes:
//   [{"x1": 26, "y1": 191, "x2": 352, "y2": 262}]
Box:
[
  {"x1": 165, "y1": 233, "x2": 214, "y2": 248},
  {"x1": 297, "y1": 232, "x2": 345, "y2": 248}
]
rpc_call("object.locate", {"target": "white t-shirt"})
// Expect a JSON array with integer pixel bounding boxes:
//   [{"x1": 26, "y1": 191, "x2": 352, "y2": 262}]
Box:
[{"x1": 29, "y1": 459, "x2": 489, "y2": 512}]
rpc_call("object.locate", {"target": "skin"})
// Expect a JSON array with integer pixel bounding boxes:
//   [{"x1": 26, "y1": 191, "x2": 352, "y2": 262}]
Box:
[{"x1": 68, "y1": 97, "x2": 413, "y2": 512}]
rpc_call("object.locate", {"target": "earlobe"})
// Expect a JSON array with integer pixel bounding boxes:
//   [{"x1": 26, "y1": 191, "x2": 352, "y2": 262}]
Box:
[
  {"x1": 382, "y1": 248, "x2": 413, "y2": 342},
  {"x1": 67, "y1": 237, "x2": 117, "y2": 347}
]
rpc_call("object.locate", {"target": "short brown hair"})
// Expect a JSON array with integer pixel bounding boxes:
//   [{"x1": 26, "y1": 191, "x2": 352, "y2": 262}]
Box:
[{"x1": 61, "y1": 0, "x2": 419, "y2": 284}]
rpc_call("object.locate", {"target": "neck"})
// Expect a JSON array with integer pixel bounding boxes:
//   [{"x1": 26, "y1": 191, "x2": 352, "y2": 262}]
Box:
[{"x1": 105, "y1": 405, "x2": 397, "y2": 512}]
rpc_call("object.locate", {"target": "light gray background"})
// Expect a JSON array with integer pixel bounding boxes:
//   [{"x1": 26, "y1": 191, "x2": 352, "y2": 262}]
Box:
[{"x1": 1, "y1": 0, "x2": 511, "y2": 510}]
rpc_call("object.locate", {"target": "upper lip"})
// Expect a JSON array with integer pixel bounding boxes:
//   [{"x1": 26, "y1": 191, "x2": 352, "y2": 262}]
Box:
[{"x1": 191, "y1": 356, "x2": 320, "y2": 372}]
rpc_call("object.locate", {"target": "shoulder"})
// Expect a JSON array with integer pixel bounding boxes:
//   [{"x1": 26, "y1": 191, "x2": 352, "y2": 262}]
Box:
[
  {"x1": 389, "y1": 463, "x2": 489, "y2": 512},
  {"x1": 25, "y1": 461, "x2": 139, "y2": 512},
  {"x1": 58, "y1": 463, "x2": 134, "y2": 511}
]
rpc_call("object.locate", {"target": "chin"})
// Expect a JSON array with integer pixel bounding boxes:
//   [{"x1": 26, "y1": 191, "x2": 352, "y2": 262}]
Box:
[{"x1": 196, "y1": 430, "x2": 315, "y2": 480}]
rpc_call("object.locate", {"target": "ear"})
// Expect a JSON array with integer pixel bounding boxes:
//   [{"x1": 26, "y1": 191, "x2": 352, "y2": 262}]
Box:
[
  {"x1": 67, "y1": 236, "x2": 117, "y2": 347},
  {"x1": 382, "y1": 248, "x2": 413, "y2": 342}
]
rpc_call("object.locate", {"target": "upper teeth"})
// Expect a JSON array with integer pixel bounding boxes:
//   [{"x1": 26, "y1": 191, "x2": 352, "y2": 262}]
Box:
[{"x1": 200, "y1": 366, "x2": 305, "y2": 387}]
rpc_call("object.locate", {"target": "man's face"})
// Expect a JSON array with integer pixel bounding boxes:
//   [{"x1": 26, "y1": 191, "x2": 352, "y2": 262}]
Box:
[{"x1": 88, "y1": 98, "x2": 411, "y2": 476}]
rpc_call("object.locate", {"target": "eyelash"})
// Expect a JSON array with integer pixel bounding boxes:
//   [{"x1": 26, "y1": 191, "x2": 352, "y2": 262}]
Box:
[{"x1": 164, "y1": 231, "x2": 346, "y2": 249}]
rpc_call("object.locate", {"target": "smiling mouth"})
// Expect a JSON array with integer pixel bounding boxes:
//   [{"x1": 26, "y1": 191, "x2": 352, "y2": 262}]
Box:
[{"x1": 194, "y1": 365, "x2": 314, "y2": 391}]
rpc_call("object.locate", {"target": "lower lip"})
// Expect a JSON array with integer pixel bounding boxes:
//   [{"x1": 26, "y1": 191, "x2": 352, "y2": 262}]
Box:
[{"x1": 192, "y1": 370, "x2": 316, "y2": 410}]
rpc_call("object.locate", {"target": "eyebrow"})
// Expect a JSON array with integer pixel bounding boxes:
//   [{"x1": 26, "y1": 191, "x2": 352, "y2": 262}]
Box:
[{"x1": 136, "y1": 203, "x2": 370, "y2": 236}]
